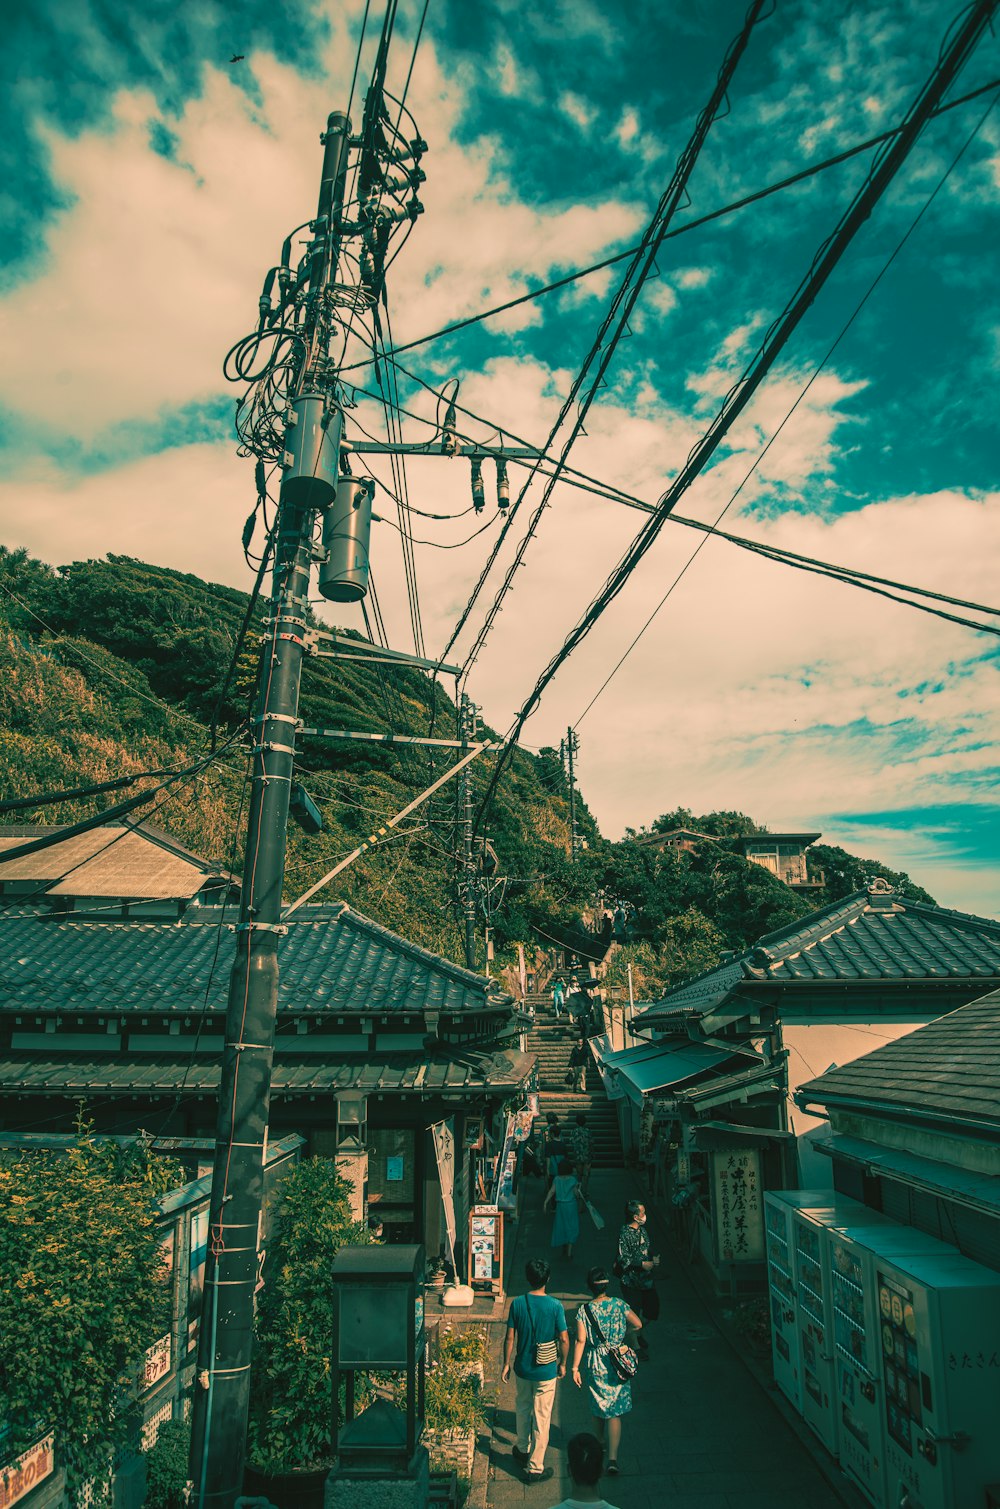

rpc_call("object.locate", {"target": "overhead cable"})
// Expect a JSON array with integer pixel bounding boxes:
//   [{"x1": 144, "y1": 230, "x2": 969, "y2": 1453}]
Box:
[
  {"x1": 340, "y1": 74, "x2": 1000, "y2": 370},
  {"x1": 476, "y1": 0, "x2": 999, "y2": 826},
  {"x1": 574, "y1": 82, "x2": 1000, "y2": 725},
  {"x1": 442, "y1": 0, "x2": 772, "y2": 676}
]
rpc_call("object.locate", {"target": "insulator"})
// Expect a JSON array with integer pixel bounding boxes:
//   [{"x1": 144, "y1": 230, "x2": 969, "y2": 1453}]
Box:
[
  {"x1": 317, "y1": 477, "x2": 374, "y2": 602},
  {"x1": 471, "y1": 458, "x2": 485, "y2": 514},
  {"x1": 441, "y1": 402, "x2": 458, "y2": 456},
  {"x1": 280, "y1": 397, "x2": 343, "y2": 510},
  {"x1": 496, "y1": 458, "x2": 509, "y2": 511}
]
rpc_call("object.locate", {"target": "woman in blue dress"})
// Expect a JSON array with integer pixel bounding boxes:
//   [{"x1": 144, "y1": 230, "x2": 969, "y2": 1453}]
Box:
[
  {"x1": 571, "y1": 1266, "x2": 643, "y2": 1476},
  {"x1": 543, "y1": 1158, "x2": 582, "y2": 1257}
]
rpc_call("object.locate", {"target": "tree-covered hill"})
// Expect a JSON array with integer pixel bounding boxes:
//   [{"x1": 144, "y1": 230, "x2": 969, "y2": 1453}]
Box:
[{"x1": 0, "y1": 548, "x2": 938, "y2": 983}]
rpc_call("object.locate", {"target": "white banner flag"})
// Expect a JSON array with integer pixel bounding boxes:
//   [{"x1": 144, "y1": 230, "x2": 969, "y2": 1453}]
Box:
[{"x1": 431, "y1": 1118, "x2": 457, "y2": 1269}]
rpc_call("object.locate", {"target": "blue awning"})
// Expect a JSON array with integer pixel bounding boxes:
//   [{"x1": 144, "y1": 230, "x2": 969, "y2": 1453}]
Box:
[{"x1": 601, "y1": 1039, "x2": 736, "y2": 1105}]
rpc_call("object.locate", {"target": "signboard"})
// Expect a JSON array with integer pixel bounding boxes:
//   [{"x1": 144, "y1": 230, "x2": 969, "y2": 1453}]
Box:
[
  {"x1": 141, "y1": 1333, "x2": 171, "y2": 1391},
  {"x1": 0, "y1": 1434, "x2": 55, "y2": 1508},
  {"x1": 431, "y1": 1119, "x2": 457, "y2": 1270},
  {"x1": 468, "y1": 1204, "x2": 503, "y2": 1291},
  {"x1": 712, "y1": 1148, "x2": 764, "y2": 1263}
]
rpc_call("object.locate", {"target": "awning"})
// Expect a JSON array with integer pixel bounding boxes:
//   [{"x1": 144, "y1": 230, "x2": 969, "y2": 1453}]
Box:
[
  {"x1": 0, "y1": 1048, "x2": 534, "y2": 1098},
  {"x1": 814, "y1": 1133, "x2": 1000, "y2": 1220},
  {"x1": 690, "y1": 1120, "x2": 796, "y2": 1149},
  {"x1": 600, "y1": 1039, "x2": 736, "y2": 1106}
]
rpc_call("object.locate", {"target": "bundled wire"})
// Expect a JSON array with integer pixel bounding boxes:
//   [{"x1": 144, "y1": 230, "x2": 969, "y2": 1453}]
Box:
[{"x1": 475, "y1": 0, "x2": 999, "y2": 827}]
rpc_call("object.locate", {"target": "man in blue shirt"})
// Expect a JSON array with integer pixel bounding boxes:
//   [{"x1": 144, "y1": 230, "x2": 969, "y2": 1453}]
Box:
[{"x1": 501, "y1": 1257, "x2": 568, "y2": 1483}]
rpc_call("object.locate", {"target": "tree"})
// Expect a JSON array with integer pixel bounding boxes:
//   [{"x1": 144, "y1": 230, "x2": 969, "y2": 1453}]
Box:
[
  {"x1": 0, "y1": 1125, "x2": 184, "y2": 1502},
  {"x1": 808, "y1": 842, "x2": 936, "y2": 906}
]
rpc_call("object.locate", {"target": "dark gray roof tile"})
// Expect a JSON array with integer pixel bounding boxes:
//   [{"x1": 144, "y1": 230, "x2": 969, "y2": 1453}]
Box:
[{"x1": 0, "y1": 904, "x2": 513, "y2": 1016}]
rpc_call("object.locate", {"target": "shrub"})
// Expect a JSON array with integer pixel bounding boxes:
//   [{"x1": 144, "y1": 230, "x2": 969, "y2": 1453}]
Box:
[{"x1": 143, "y1": 1420, "x2": 190, "y2": 1509}]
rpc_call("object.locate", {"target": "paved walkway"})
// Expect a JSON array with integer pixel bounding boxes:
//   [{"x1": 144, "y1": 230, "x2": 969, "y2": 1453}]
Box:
[{"x1": 485, "y1": 1167, "x2": 852, "y2": 1509}]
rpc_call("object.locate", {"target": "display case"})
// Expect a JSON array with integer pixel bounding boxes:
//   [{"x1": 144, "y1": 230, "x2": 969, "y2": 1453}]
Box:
[
  {"x1": 874, "y1": 1247, "x2": 1000, "y2": 1509},
  {"x1": 763, "y1": 1190, "x2": 866, "y2": 1415},
  {"x1": 828, "y1": 1220, "x2": 953, "y2": 1507}
]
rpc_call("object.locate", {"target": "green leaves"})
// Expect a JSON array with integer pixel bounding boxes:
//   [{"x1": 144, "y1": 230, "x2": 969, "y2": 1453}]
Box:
[{"x1": 0, "y1": 1126, "x2": 185, "y2": 1502}]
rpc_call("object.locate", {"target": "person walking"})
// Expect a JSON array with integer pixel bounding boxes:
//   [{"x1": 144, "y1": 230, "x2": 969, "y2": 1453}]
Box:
[
  {"x1": 544, "y1": 1157, "x2": 582, "y2": 1258},
  {"x1": 571, "y1": 1268, "x2": 642, "y2": 1478},
  {"x1": 568, "y1": 1038, "x2": 588, "y2": 1094},
  {"x1": 566, "y1": 1111, "x2": 592, "y2": 1199},
  {"x1": 502, "y1": 1257, "x2": 569, "y2": 1485},
  {"x1": 546, "y1": 1431, "x2": 619, "y2": 1509},
  {"x1": 616, "y1": 1200, "x2": 660, "y2": 1358},
  {"x1": 552, "y1": 977, "x2": 566, "y2": 1018}
]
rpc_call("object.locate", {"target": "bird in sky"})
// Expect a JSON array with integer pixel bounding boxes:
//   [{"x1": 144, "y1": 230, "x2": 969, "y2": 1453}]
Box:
[{"x1": 230, "y1": 54, "x2": 245, "y2": 64}]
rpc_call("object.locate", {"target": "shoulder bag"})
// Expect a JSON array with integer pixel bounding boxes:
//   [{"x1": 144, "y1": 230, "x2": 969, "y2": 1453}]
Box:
[
  {"x1": 586, "y1": 1301, "x2": 639, "y2": 1382},
  {"x1": 526, "y1": 1295, "x2": 558, "y2": 1368}
]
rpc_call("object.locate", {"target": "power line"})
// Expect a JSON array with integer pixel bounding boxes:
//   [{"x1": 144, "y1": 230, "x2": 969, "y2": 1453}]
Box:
[
  {"x1": 474, "y1": 0, "x2": 998, "y2": 829},
  {"x1": 442, "y1": 0, "x2": 772, "y2": 676},
  {"x1": 339, "y1": 74, "x2": 1000, "y2": 371},
  {"x1": 574, "y1": 83, "x2": 1000, "y2": 725}
]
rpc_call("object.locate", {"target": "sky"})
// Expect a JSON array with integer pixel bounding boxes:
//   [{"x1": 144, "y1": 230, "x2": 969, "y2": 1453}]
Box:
[{"x1": 2, "y1": 0, "x2": 999, "y2": 916}]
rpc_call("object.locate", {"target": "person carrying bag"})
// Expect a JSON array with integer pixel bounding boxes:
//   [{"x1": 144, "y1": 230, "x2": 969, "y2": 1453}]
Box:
[{"x1": 571, "y1": 1265, "x2": 643, "y2": 1477}]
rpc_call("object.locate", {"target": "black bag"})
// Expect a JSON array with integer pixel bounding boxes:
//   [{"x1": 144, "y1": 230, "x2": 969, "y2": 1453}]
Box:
[{"x1": 586, "y1": 1303, "x2": 639, "y2": 1382}]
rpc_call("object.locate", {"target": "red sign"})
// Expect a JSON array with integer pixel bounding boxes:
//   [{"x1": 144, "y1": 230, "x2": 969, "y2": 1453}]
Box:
[{"x1": 0, "y1": 1434, "x2": 55, "y2": 1508}]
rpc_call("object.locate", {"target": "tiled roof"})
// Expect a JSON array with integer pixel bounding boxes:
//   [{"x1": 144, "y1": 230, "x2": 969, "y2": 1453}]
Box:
[
  {"x1": 0, "y1": 1046, "x2": 533, "y2": 1097},
  {"x1": 796, "y1": 989, "x2": 1000, "y2": 1133},
  {"x1": 0, "y1": 821, "x2": 232, "y2": 898},
  {"x1": 636, "y1": 888, "x2": 1000, "y2": 1025},
  {"x1": 0, "y1": 905, "x2": 513, "y2": 1016}
]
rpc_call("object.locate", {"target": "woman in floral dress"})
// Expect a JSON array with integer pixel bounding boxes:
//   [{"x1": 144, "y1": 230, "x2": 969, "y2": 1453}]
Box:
[{"x1": 571, "y1": 1266, "x2": 643, "y2": 1475}]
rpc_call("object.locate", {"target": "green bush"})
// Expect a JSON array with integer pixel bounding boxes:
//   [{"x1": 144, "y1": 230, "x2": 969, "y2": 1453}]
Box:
[
  {"x1": 0, "y1": 1123, "x2": 184, "y2": 1503},
  {"x1": 246, "y1": 1159, "x2": 372, "y2": 1472},
  {"x1": 143, "y1": 1419, "x2": 190, "y2": 1509}
]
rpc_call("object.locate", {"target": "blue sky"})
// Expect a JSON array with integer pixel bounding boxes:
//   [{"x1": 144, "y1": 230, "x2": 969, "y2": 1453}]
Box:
[{"x1": 1, "y1": 0, "x2": 998, "y2": 914}]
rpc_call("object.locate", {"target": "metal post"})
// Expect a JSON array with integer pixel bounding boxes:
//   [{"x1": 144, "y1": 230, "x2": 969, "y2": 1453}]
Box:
[
  {"x1": 458, "y1": 693, "x2": 478, "y2": 970},
  {"x1": 189, "y1": 112, "x2": 352, "y2": 1509},
  {"x1": 566, "y1": 726, "x2": 578, "y2": 862}
]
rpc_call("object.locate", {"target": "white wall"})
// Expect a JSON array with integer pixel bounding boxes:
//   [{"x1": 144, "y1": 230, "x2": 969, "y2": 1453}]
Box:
[{"x1": 783, "y1": 1020, "x2": 929, "y2": 1185}]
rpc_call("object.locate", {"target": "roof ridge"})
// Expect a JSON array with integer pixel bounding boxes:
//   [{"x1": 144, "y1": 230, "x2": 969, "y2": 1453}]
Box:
[{"x1": 324, "y1": 904, "x2": 511, "y2": 1000}]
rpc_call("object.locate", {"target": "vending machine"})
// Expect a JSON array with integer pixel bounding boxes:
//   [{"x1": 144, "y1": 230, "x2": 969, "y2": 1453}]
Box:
[
  {"x1": 874, "y1": 1247, "x2": 1000, "y2": 1509},
  {"x1": 827, "y1": 1221, "x2": 957, "y2": 1508},
  {"x1": 764, "y1": 1190, "x2": 867, "y2": 1415}
]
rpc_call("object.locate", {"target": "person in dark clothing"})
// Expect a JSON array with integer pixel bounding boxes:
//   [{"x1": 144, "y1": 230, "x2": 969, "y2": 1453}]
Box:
[
  {"x1": 568, "y1": 1039, "x2": 588, "y2": 1093},
  {"x1": 616, "y1": 1200, "x2": 660, "y2": 1356}
]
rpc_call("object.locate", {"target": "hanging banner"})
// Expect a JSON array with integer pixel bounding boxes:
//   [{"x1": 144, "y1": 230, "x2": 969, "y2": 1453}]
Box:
[
  {"x1": 431, "y1": 1119, "x2": 457, "y2": 1268},
  {"x1": 712, "y1": 1147, "x2": 764, "y2": 1263}
]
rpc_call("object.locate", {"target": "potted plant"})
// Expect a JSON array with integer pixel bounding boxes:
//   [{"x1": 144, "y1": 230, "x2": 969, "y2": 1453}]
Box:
[
  {"x1": 425, "y1": 1255, "x2": 447, "y2": 1291},
  {"x1": 244, "y1": 1158, "x2": 372, "y2": 1508},
  {"x1": 399, "y1": 1327, "x2": 487, "y2": 1479}
]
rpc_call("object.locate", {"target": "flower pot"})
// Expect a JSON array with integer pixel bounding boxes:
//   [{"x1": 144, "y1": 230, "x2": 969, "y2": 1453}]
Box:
[
  {"x1": 422, "y1": 1426, "x2": 476, "y2": 1479},
  {"x1": 242, "y1": 1461, "x2": 328, "y2": 1509}
]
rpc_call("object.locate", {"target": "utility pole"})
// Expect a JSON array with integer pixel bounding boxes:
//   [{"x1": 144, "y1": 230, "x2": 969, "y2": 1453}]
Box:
[
  {"x1": 189, "y1": 113, "x2": 353, "y2": 1509},
  {"x1": 458, "y1": 692, "x2": 478, "y2": 969},
  {"x1": 565, "y1": 725, "x2": 579, "y2": 862}
]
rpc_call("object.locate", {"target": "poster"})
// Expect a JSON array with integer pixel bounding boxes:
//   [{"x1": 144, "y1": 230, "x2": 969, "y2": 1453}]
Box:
[
  {"x1": 473, "y1": 1251, "x2": 492, "y2": 1279},
  {"x1": 188, "y1": 1206, "x2": 209, "y2": 1346},
  {"x1": 712, "y1": 1148, "x2": 764, "y2": 1263},
  {"x1": 386, "y1": 1154, "x2": 404, "y2": 1182}
]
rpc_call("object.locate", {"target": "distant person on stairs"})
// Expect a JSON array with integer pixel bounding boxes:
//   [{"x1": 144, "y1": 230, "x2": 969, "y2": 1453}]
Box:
[
  {"x1": 566, "y1": 1111, "x2": 592, "y2": 1197},
  {"x1": 502, "y1": 1257, "x2": 568, "y2": 1485},
  {"x1": 568, "y1": 1039, "x2": 588, "y2": 1094},
  {"x1": 546, "y1": 1431, "x2": 619, "y2": 1509},
  {"x1": 552, "y1": 977, "x2": 566, "y2": 1018},
  {"x1": 616, "y1": 1200, "x2": 660, "y2": 1357}
]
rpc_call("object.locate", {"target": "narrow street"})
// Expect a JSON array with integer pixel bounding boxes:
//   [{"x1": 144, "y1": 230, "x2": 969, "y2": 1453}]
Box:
[
  {"x1": 486, "y1": 1168, "x2": 852, "y2": 1509},
  {"x1": 483, "y1": 1003, "x2": 854, "y2": 1508}
]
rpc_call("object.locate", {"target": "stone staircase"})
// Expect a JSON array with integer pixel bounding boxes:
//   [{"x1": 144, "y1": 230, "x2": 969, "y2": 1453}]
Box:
[{"x1": 525, "y1": 1017, "x2": 622, "y2": 1169}]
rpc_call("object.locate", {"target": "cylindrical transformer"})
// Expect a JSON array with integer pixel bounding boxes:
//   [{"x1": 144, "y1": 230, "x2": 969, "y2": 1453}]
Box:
[
  {"x1": 317, "y1": 476, "x2": 374, "y2": 602},
  {"x1": 280, "y1": 395, "x2": 344, "y2": 510}
]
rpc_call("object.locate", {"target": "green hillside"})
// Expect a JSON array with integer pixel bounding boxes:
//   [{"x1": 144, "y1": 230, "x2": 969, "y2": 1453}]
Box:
[{"x1": 0, "y1": 547, "x2": 937, "y2": 985}]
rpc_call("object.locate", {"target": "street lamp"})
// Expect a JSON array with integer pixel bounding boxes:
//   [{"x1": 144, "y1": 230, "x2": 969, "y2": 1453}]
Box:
[{"x1": 330, "y1": 1243, "x2": 426, "y2": 1490}]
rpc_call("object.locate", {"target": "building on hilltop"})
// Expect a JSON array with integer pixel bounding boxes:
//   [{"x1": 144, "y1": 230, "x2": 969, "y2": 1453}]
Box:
[{"x1": 732, "y1": 830, "x2": 824, "y2": 889}]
